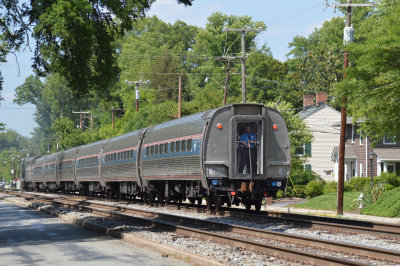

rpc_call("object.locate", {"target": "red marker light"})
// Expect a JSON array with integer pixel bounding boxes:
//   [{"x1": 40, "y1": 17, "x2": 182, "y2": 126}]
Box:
[
  {"x1": 272, "y1": 124, "x2": 278, "y2": 130},
  {"x1": 230, "y1": 191, "x2": 236, "y2": 196},
  {"x1": 263, "y1": 192, "x2": 268, "y2": 197},
  {"x1": 217, "y1": 123, "x2": 223, "y2": 130}
]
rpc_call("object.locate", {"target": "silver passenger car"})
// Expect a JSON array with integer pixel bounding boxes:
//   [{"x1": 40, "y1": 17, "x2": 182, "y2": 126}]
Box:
[{"x1": 21, "y1": 104, "x2": 290, "y2": 210}]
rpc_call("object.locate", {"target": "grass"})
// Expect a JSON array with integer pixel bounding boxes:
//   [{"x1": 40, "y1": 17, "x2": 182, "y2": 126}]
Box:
[
  {"x1": 361, "y1": 187, "x2": 400, "y2": 217},
  {"x1": 292, "y1": 191, "x2": 360, "y2": 212}
]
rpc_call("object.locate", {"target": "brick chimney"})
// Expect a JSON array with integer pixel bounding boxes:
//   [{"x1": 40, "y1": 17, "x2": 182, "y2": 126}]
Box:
[
  {"x1": 303, "y1": 95, "x2": 314, "y2": 110},
  {"x1": 316, "y1": 92, "x2": 328, "y2": 106}
]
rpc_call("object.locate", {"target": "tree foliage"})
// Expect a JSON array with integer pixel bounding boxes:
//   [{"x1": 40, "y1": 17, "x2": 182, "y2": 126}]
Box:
[
  {"x1": 335, "y1": 0, "x2": 400, "y2": 140},
  {"x1": 0, "y1": 0, "x2": 194, "y2": 96}
]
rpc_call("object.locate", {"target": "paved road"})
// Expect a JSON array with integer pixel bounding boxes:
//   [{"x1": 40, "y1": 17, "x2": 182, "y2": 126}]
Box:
[{"x1": 0, "y1": 200, "x2": 188, "y2": 266}]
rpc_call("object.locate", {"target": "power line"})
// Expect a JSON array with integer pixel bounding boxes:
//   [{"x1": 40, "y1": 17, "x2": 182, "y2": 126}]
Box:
[{"x1": 121, "y1": 71, "x2": 241, "y2": 75}]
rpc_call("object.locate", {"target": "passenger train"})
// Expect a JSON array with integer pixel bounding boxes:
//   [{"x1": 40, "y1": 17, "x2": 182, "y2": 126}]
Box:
[{"x1": 20, "y1": 104, "x2": 290, "y2": 210}]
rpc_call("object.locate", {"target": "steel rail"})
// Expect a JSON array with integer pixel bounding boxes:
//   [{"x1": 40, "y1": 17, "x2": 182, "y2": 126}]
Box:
[
  {"x1": 3, "y1": 190, "x2": 366, "y2": 265},
  {"x1": 3, "y1": 189, "x2": 400, "y2": 237},
  {"x1": 61, "y1": 199, "x2": 400, "y2": 264}
]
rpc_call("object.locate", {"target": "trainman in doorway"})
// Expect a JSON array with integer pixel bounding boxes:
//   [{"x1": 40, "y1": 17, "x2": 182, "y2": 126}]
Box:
[{"x1": 238, "y1": 125, "x2": 257, "y2": 174}]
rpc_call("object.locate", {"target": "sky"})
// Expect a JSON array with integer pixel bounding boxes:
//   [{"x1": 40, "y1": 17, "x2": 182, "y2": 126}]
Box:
[{"x1": 0, "y1": 0, "x2": 340, "y2": 137}]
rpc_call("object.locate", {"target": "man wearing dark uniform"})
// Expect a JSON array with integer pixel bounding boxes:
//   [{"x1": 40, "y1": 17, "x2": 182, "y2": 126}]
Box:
[{"x1": 238, "y1": 125, "x2": 257, "y2": 174}]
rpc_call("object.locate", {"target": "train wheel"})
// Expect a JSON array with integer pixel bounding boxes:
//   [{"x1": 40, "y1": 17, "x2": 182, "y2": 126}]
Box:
[
  {"x1": 157, "y1": 191, "x2": 165, "y2": 205},
  {"x1": 245, "y1": 203, "x2": 251, "y2": 211},
  {"x1": 189, "y1": 198, "x2": 196, "y2": 205},
  {"x1": 255, "y1": 201, "x2": 262, "y2": 212},
  {"x1": 215, "y1": 196, "x2": 222, "y2": 210},
  {"x1": 197, "y1": 197, "x2": 202, "y2": 207}
]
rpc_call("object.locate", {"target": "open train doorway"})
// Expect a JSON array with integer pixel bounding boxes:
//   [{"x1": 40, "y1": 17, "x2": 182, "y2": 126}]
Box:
[{"x1": 235, "y1": 121, "x2": 263, "y2": 175}]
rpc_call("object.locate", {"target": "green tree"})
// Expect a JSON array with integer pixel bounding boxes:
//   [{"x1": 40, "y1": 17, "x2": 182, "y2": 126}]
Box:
[
  {"x1": 335, "y1": 0, "x2": 400, "y2": 140},
  {"x1": 0, "y1": 0, "x2": 194, "y2": 96}
]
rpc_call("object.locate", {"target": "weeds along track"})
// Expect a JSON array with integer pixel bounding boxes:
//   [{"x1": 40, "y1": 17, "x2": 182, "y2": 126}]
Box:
[{"x1": 3, "y1": 190, "x2": 400, "y2": 265}]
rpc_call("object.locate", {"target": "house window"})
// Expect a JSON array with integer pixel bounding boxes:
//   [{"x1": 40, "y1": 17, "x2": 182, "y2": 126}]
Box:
[
  {"x1": 383, "y1": 135, "x2": 396, "y2": 145},
  {"x1": 351, "y1": 125, "x2": 355, "y2": 143},
  {"x1": 305, "y1": 164, "x2": 312, "y2": 171},
  {"x1": 295, "y1": 144, "x2": 305, "y2": 155},
  {"x1": 359, "y1": 132, "x2": 364, "y2": 145},
  {"x1": 387, "y1": 163, "x2": 395, "y2": 174},
  {"x1": 359, "y1": 163, "x2": 363, "y2": 177},
  {"x1": 305, "y1": 142, "x2": 311, "y2": 156}
]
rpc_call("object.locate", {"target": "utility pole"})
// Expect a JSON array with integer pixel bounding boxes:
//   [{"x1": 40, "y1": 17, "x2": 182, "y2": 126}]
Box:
[
  {"x1": 178, "y1": 76, "x2": 182, "y2": 118},
  {"x1": 72, "y1": 111, "x2": 89, "y2": 132},
  {"x1": 225, "y1": 27, "x2": 263, "y2": 103},
  {"x1": 104, "y1": 108, "x2": 125, "y2": 130},
  {"x1": 125, "y1": 80, "x2": 150, "y2": 112},
  {"x1": 218, "y1": 56, "x2": 235, "y2": 105},
  {"x1": 325, "y1": 0, "x2": 374, "y2": 215}
]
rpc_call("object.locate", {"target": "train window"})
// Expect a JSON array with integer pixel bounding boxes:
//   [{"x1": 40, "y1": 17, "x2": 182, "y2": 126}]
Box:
[
  {"x1": 149, "y1": 145, "x2": 153, "y2": 156},
  {"x1": 175, "y1": 141, "x2": 180, "y2": 153},
  {"x1": 131, "y1": 150, "x2": 134, "y2": 159},
  {"x1": 187, "y1": 139, "x2": 192, "y2": 151},
  {"x1": 181, "y1": 140, "x2": 186, "y2": 152},
  {"x1": 170, "y1": 142, "x2": 174, "y2": 153},
  {"x1": 146, "y1": 147, "x2": 149, "y2": 157},
  {"x1": 155, "y1": 145, "x2": 159, "y2": 155},
  {"x1": 164, "y1": 143, "x2": 168, "y2": 154}
]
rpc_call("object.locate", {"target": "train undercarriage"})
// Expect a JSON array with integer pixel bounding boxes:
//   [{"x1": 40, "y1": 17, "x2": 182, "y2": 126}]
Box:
[{"x1": 23, "y1": 177, "x2": 285, "y2": 211}]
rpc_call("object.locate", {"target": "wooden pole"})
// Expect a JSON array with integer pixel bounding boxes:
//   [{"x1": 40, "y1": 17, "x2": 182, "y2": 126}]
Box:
[
  {"x1": 224, "y1": 60, "x2": 231, "y2": 105},
  {"x1": 111, "y1": 107, "x2": 115, "y2": 130},
  {"x1": 90, "y1": 115, "x2": 93, "y2": 133},
  {"x1": 178, "y1": 76, "x2": 182, "y2": 118}
]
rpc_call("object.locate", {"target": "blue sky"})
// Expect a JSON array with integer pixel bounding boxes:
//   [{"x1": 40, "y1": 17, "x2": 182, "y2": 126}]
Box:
[{"x1": 0, "y1": 0, "x2": 339, "y2": 137}]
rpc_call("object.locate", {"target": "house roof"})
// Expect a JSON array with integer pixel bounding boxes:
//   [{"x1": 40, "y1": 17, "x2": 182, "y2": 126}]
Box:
[
  {"x1": 373, "y1": 148, "x2": 400, "y2": 161},
  {"x1": 298, "y1": 103, "x2": 340, "y2": 120},
  {"x1": 330, "y1": 116, "x2": 365, "y2": 127},
  {"x1": 331, "y1": 145, "x2": 358, "y2": 161}
]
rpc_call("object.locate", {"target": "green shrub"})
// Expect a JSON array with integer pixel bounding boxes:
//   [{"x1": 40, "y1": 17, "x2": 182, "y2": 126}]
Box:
[
  {"x1": 289, "y1": 170, "x2": 324, "y2": 186},
  {"x1": 347, "y1": 177, "x2": 370, "y2": 191},
  {"x1": 323, "y1": 182, "x2": 337, "y2": 194},
  {"x1": 346, "y1": 173, "x2": 400, "y2": 192},
  {"x1": 276, "y1": 190, "x2": 285, "y2": 199},
  {"x1": 361, "y1": 183, "x2": 391, "y2": 208},
  {"x1": 305, "y1": 180, "x2": 324, "y2": 198},
  {"x1": 373, "y1": 173, "x2": 400, "y2": 188},
  {"x1": 344, "y1": 181, "x2": 353, "y2": 191},
  {"x1": 286, "y1": 185, "x2": 306, "y2": 198},
  {"x1": 361, "y1": 187, "x2": 400, "y2": 217}
]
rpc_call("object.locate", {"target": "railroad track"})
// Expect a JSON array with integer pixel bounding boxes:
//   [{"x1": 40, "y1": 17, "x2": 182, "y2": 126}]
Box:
[
  {"x1": 3, "y1": 189, "x2": 400, "y2": 238},
  {"x1": 3, "y1": 190, "x2": 400, "y2": 265}
]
